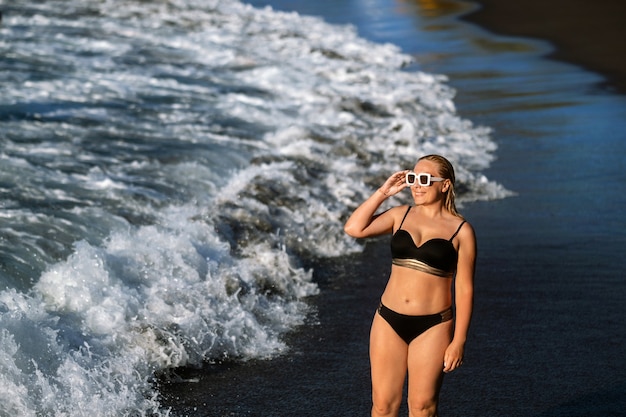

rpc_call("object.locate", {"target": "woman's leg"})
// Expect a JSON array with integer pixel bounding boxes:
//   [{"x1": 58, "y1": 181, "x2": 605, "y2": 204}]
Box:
[
  {"x1": 369, "y1": 312, "x2": 409, "y2": 417},
  {"x1": 406, "y1": 320, "x2": 453, "y2": 417}
]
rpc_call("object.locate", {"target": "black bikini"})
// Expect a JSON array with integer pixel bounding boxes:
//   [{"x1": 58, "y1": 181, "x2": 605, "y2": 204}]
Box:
[
  {"x1": 390, "y1": 206, "x2": 465, "y2": 278},
  {"x1": 377, "y1": 303, "x2": 453, "y2": 345},
  {"x1": 378, "y1": 206, "x2": 465, "y2": 345}
]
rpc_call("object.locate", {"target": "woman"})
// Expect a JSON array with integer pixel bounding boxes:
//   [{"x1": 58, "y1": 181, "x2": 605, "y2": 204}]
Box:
[{"x1": 344, "y1": 155, "x2": 476, "y2": 417}]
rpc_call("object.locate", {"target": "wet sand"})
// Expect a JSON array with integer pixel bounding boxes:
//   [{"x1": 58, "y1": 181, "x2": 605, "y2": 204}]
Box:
[
  {"x1": 463, "y1": 0, "x2": 626, "y2": 94},
  {"x1": 158, "y1": 1, "x2": 626, "y2": 415}
]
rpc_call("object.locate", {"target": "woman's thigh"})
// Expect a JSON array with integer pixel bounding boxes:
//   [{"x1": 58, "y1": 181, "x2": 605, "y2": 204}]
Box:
[
  {"x1": 406, "y1": 320, "x2": 453, "y2": 403},
  {"x1": 370, "y1": 312, "x2": 408, "y2": 405}
]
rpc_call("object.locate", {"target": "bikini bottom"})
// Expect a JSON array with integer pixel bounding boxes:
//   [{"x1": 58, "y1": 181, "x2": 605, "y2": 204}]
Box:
[{"x1": 377, "y1": 302, "x2": 452, "y2": 345}]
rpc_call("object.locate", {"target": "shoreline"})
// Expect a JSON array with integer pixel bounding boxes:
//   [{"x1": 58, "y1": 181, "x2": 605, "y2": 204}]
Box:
[
  {"x1": 158, "y1": 242, "x2": 389, "y2": 416},
  {"x1": 157, "y1": 1, "x2": 626, "y2": 415},
  {"x1": 462, "y1": 0, "x2": 626, "y2": 94}
]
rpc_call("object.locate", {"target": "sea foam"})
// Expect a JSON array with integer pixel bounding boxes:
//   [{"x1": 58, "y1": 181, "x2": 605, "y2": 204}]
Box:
[{"x1": 0, "y1": 0, "x2": 511, "y2": 415}]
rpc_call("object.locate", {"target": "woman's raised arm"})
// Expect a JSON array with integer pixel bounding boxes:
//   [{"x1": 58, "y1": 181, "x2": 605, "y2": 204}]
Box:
[{"x1": 344, "y1": 170, "x2": 408, "y2": 238}]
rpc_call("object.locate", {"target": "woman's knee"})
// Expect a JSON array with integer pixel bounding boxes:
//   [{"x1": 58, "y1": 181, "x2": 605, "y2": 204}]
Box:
[
  {"x1": 372, "y1": 393, "x2": 402, "y2": 417},
  {"x1": 372, "y1": 401, "x2": 401, "y2": 417},
  {"x1": 407, "y1": 397, "x2": 437, "y2": 417}
]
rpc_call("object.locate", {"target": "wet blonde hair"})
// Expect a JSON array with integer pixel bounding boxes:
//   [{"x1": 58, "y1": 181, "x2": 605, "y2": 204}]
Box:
[{"x1": 419, "y1": 154, "x2": 462, "y2": 218}]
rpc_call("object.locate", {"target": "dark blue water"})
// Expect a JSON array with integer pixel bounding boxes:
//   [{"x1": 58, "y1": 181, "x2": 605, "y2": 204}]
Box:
[{"x1": 160, "y1": 0, "x2": 626, "y2": 416}]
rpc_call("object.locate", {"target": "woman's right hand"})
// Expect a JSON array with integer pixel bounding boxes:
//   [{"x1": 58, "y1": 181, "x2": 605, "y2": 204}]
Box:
[{"x1": 378, "y1": 170, "x2": 410, "y2": 198}]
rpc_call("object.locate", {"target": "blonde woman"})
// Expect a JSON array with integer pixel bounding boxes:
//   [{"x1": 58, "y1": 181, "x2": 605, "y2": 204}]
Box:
[{"x1": 344, "y1": 155, "x2": 476, "y2": 417}]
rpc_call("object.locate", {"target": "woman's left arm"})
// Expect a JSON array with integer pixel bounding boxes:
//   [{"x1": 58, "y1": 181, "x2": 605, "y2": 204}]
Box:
[{"x1": 443, "y1": 222, "x2": 477, "y2": 373}]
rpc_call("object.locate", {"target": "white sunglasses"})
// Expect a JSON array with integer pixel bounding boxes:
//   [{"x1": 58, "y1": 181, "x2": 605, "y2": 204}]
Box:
[{"x1": 405, "y1": 172, "x2": 445, "y2": 187}]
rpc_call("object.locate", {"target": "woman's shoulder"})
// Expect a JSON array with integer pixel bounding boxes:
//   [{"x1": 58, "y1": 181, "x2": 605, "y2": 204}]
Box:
[
  {"x1": 380, "y1": 204, "x2": 411, "y2": 215},
  {"x1": 378, "y1": 204, "x2": 412, "y2": 229},
  {"x1": 389, "y1": 204, "x2": 412, "y2": 219},
  {"x1": 454, "y1": 217, "x2": 476, "y2": 244}
]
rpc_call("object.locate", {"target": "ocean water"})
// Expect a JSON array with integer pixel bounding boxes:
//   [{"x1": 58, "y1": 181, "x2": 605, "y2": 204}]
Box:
[
  {"x1": 0, "y1": 1, "x2": 511, "y2": 415},
  {"x1": 156, "y1": 1, "x2": 626, "y2": 416}
]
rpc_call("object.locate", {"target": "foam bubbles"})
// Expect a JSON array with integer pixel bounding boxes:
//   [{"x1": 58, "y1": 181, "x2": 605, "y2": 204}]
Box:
[{"x1": 0, "y1": 0, "x2": 513, "y2": 414}]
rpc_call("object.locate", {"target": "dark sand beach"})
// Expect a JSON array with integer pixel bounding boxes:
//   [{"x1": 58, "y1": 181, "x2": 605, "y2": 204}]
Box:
[
  {"x1": 464, "y1": 0, "x2": 626, "y2": 93},
  {"x1": 159, "y1": 0, "x2": 626, "y2": 415}
]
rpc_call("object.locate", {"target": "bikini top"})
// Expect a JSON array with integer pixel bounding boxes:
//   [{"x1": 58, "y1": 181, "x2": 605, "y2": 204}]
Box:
[{"x1": 390, "y1": 206, "x2": 465, "y2": 278}]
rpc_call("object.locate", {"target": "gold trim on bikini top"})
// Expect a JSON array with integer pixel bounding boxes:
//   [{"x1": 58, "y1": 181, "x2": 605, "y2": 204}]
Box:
[{"x1": 391, "y1": 257, "x2": 454, "y2": 278}]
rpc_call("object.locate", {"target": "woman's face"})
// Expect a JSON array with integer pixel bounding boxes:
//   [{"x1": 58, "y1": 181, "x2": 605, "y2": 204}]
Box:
[{"x1": 408, "y1": 159, "x2": 447, "y2": 202}]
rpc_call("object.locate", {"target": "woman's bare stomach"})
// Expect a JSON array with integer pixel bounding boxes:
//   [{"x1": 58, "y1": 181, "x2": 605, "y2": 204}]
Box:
[{"x1": 380, "y1": 266, "x2": 453, "y2": 315}]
